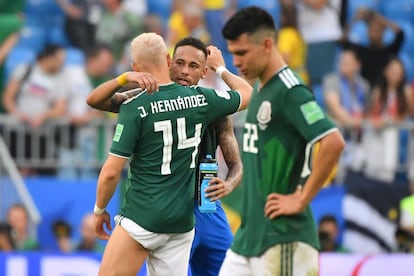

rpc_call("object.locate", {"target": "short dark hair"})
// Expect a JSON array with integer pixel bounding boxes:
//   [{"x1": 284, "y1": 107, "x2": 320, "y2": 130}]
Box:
[
  {"x1": 319, "y1": 214, "x2": 338, "y2": 226},
  {"x1": 85, "y1": 43, "x2": 112, "y2": 60},
  {"x1": 173, "y1": 37, "x2": 208, "y2": 59},
  {"x1": 37, "y1": 44, "x2": 63, "y2": 61},
  {"x1": 222, "y1": 6, "x2": 277, "y2": 41}
]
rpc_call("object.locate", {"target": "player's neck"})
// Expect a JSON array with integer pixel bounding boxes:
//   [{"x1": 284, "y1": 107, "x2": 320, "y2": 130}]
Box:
[
  {"x1": 259, "y1": 51, "x2": 286, "y2": 88},
  {"x1": 148, "y1": 70, "x2": 173, "y2": 85}
]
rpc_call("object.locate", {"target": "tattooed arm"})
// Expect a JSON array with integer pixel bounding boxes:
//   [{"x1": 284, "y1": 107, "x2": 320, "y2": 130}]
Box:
[
  {"x1": 86, "y1": 72, "x2": 159, "y2": 113},
  {"x1": 205, "y1": 116, "x2": 243, "y2": 201}
]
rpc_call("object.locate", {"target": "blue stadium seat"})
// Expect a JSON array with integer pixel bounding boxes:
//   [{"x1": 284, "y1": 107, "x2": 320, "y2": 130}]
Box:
[
  {"x1": 25, "y1": 0, "x2": 64, "y2": 30},
  {"x1": 312, "y1": 83, "x2": 325, "y2": 110},
  {"x1": 237, "y1": 0, "x2": 280, "y2": 26},
  {"x1": 146, "y1": 0, "x2": 173, "y2": 27},
  {"x1": 399, "y1": 52, "x2": 414, "y2": 83},
  {"x1": 47, "y1": 25, "x2": 71, "y2": 47},
  {"x1": 348, "y1": 20, "x2": 370, "y2": 46},
  {"x1": 395, "y1": 20, "x2": 414, "y2": 58},
  {"x1": 347, "y1": 0, "x2": 380, "y2": 22},
  {"x1": 380, "y1": 0, "x2": 414, "y2": 24},
  {"x1": 4, "y1": 47, "x2": 36, "y2": 82},
  {"x1": 15, "y1": 25, "x2": 47, "y2": 53},
  {"x1": 65, "y1": 47, "x2": 85, "y2": 66}
]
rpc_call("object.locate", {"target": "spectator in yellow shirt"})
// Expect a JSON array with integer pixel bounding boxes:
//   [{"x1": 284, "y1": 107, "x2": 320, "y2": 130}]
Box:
[
  {"x1": 277, "y1": 1, "x2": 309, "y2": 84},
  {"x1": 167, "y1": 1, "x2": 210, "y2": 54}
]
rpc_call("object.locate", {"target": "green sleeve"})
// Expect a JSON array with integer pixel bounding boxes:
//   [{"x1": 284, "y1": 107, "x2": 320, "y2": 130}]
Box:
[
  {"x1": 109, "y1": 101, "x2": 140, "y2": 157},
  {"x1": 283, "y1": 86, "x2": 335, "y2": 142},
  {"x1": 198, "y1": 87, "x2": 241, "y2": 121}
]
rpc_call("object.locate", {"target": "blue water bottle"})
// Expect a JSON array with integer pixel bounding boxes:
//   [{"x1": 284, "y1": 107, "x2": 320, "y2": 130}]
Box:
[{"x1": 198, "y1": 154, "x2": 218, "y2": 213}]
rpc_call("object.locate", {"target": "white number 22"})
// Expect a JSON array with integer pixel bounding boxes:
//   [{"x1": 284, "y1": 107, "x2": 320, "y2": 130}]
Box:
[
  {"x1": 154, "y1": 118, "x2": 202, "y2": 175},
  {"x1": 243, "y1": 123, "x2": 258, "y2": 154}
]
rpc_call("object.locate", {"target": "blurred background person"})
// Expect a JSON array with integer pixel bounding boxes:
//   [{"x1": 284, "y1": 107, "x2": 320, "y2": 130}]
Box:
[
  {"x1": 343, "y1": 9, "x2": 405, "y2": 88},
  {"x1": 363, "y1": 58, "x2": 413, "y2": 184},
  {"x1": 7, "y1": 204, "x2": 39, "y2": 251},
  {"x1": 318, "y1": 214, "x2": 348, "y2": 252},
  {"x1": 368, "y1": 58, "x2": 413, "y2": 127},
  {"x1": 324, "y1": 49, "x2": 369, "y2": 130},
  {"x1": 166, "y1": 0, "x2": 210, "y2": 53},
  {"x1": 58, "y1": 44, "x2": 113, "y2": 179},
  {"x1": 323, "y1": 49, "x2": 370, "y2": 177},
  {"x1": 75, "y1": 213, "x2": 103, "y2": 252},
  {"x1": 95, "y1": 0, "x2": 144, "y2": 73},
  {"x1": 277, "y1": 0, "x2": 309, "y2": 84},
  {"x1": 2, "y1": 44, "x2": 69, "y2": 175},
  {"x1": 52, "y1": 219, "x2": 73, "y2": 253},
  {"x1": 0, "y1": 222, "x2": 15, "y2": 251},
  {"x1": 55, "y1": 0, "x2": 103, "y2": 53},
  {"x1": 296, "y1": 0, "x2": 343, "y2": 89},
  {"x1": 2, "y1": 44, "x2": 68, "y2": 128}
]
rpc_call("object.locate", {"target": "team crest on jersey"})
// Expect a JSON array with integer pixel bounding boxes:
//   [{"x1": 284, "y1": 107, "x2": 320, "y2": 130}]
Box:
[{"x1": 256, "y1": 101, "x2": 271, "y2": 130}]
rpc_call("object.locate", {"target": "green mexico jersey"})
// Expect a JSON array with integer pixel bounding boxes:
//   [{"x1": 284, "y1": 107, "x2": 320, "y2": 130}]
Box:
[
  {"x1": 110, "y1": 83, "x2": 241, "y2": 233},
  {"x1": 232, "y1": 67, "x2": 337, "y2": 256}
]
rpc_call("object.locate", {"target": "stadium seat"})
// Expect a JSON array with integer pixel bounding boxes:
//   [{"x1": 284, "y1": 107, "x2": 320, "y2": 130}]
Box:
[
  {"x1": 348, "y1": 20, "x2": 370, "y2": 46},
  {"x1": 146, "y1": 0, "x2": 173, "y2": 27},
  {"x1": 399, "y1": 52, "x2": 414, "y2": 83},
  {"x1": 25, "y1": 0, "x2": 64, "y2": 31},
  {"x1": 395, "y1": 20, "x2": 414, "y2": 58},
  {"x1": 347, "y1": 0, "x2": 380, "y2": 22},
  {"x1": 47, "y1": 25, "x2": 71, "y2": 47},
  {"x1": 65, "y1": 47, "x2": 85, "y2": 66},
  {"x1": 237, "y1": 0, "x2": 280, "y2": 26},
  {"x1": 4, "y1": 47, "x2": 36, "y2": 82},
  {"x1": 15, "y1": 25, "x2": 47, "y2": 53},
  {"x1": 380, "y1": 0, "x2": 414, "y2": 24}
]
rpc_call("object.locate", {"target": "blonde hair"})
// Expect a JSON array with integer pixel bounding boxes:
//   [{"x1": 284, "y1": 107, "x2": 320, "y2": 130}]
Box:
[{"x1": 130, "y1": 32, "x2": 168, "y2": 70}]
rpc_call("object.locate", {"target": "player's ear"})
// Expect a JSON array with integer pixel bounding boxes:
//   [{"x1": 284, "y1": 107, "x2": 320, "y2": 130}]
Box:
[
  {"x1": 131, "y1": 62, "x2": 139, "y2": 72},
  {"x1": 200, "y1": 66, "x2": 208, "y2": 79},
  {"x1": 263, "y1": 37, "x2": 273, "y2": 52},
  {"x1": 166, "y1": 53, "x2": 171, "y2": 68}
]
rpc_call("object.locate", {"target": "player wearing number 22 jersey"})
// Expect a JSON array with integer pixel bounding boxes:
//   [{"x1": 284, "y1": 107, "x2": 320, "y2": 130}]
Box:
[
  {"x1": 110, "y1": 82, "x2": 241, "y2": 233},
  {"x1": 233, "y1": 66, "x2": 337, "y2": 256}
]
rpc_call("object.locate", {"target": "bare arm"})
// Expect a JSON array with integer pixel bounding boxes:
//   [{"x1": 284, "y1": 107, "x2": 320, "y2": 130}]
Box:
[
  {"x1": 54, "y1": 0, "x2": 82, "y2": 18},
  {"x1": 376, "y1": 13, "x2": 401, "y2": 33},
  {"x1": 2, "y1": 78, "x2": 20, "y2": 114},
  {"x1": 94, "y1": 155, "x2": 128, "y2": 239},
  {"x1": 205, "y1": 116, "x2": 242, "y2": 200},
  {"x1": 86, "y1": 71, "x2": 159, "y2": 113},
  {"x1": 299, "y1": 131, "x2": 345, "y2": 206},
  {"x1": 325, "y1": 91, "x2": 362, "y2": 127},
  {"x1": 0, "y1": 33, "x2": 20, "y2": 65},
  {"x1": 216, "y1": 116, "x2": 242, "y2": 191},
  {"x1": 206, "y1": 46, "x2": 252, "y2": 110}
]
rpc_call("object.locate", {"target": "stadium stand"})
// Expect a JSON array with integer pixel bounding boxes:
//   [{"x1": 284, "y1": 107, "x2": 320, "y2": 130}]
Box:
[
  {"x1": 3, "y1": 47, "x2": 36, "y2": 82},
  {"x1": 347, "y1": 0, "x2": 380, "y2": 22},
  {"x1": 380, "y1": 0, "x2": 414, "y2": 24}
]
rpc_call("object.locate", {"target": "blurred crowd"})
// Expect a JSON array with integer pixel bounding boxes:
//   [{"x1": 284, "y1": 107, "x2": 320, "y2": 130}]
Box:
[
  {"x1": 0, "y1": 203, "x2": 102, "y2": 253},
  {"x1": 1, "y1": 0, "x2": 414, "y2": 254}
]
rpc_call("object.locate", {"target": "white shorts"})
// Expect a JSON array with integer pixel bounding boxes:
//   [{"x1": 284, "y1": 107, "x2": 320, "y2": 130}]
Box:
[
  {"x1": 115, "y1": 215, "x2": 194, "y2": 276},
  {"x1": 219, "y1": 242, "x2": 319, "y2": 276}
]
